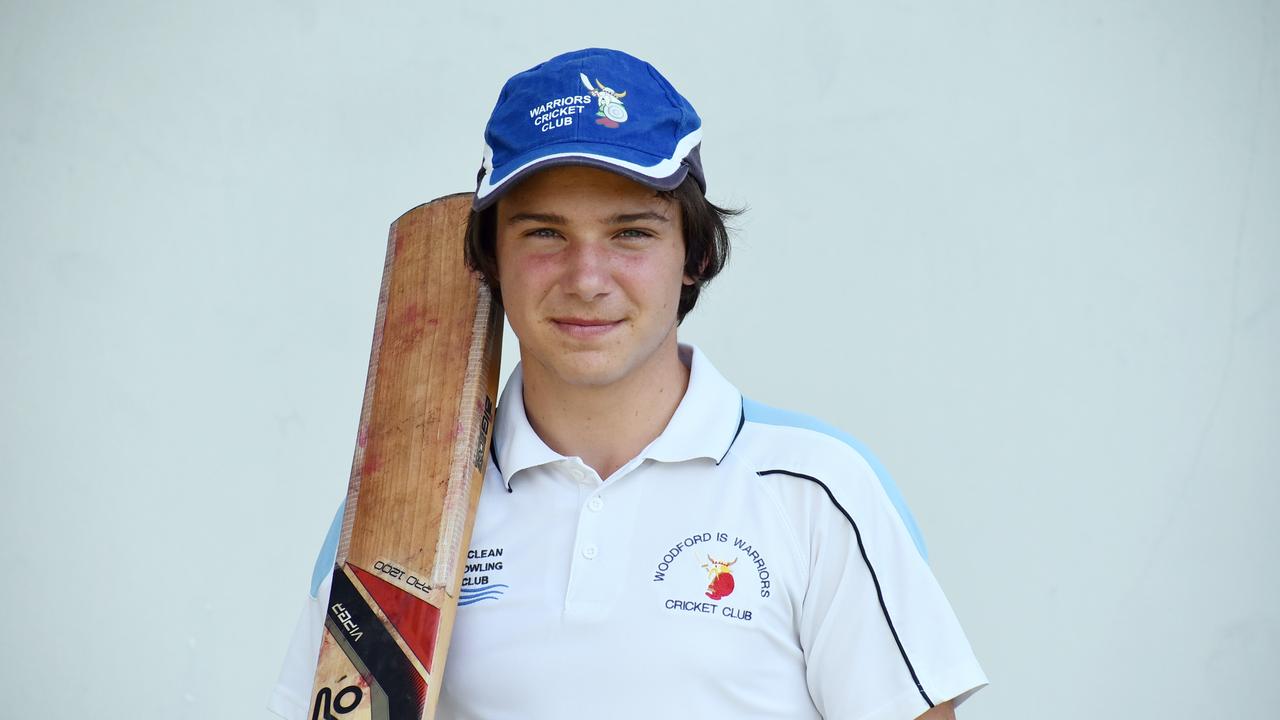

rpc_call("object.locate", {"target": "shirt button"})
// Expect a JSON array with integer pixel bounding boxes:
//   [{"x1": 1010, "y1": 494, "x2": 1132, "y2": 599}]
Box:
[
  {"x1": 587, "y1": 496, "x2": 604, "y2": 512},
  {"x1": 569, "y1": 467, "x2": 586, "y2": 482},
  {"x1": 582, "y1": 544, "x2": 598, "y2": 560}
]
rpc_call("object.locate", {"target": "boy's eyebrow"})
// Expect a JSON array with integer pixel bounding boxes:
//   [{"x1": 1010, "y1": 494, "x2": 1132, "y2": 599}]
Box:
[
  {"x1": 505, "y1": 212, "x2": 568, "y2": 225},
  {"x1": 504, "y1": 210, "x2": 671, "y2": 226},
  {"x1": 606, "y1": 211, "x2": 670, "y2": 224}
]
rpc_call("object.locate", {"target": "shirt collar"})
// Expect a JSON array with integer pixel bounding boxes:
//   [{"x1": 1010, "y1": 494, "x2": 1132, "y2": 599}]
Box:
[{"x1": 491, "y1": 343, "x2": 744, "y2": 490}]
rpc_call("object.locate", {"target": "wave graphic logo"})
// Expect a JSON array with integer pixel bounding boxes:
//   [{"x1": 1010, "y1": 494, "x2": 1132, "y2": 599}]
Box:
[{"x1": 458, "y1": 584, "x2": 509, "y2": 607}]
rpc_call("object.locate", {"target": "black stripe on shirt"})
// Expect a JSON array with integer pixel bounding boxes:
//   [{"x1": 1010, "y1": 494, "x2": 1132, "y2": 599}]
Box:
[{"x1": 756, "y1": 468, "x2": 934, "y2": 709}]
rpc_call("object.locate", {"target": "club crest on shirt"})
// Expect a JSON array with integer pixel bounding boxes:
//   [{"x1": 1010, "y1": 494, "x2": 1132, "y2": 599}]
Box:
[{"x1": 651, "y1": 531, "x2": 772, "y2": 623}]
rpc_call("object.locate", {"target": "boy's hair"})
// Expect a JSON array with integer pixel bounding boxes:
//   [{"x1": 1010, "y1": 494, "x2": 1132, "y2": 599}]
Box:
[{"x1": 464, "y1": 175, "x2": 739, "y2": 323}]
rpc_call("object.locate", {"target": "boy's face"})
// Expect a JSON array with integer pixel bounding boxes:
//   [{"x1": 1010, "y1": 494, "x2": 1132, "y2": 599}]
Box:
[{"x1": 494, "y1": 165, "x2": 691, "y2": 391}]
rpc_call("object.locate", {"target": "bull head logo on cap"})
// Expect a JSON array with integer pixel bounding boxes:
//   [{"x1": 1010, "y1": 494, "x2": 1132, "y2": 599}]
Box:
[{"x1": 580, "y1": 73, "x2": 628, "y2": 128}]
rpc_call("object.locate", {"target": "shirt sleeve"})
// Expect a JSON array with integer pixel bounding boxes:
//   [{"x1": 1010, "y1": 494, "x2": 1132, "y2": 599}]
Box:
[
  {"x1": 796, "y1": 464, "x2": 987, "y2": 720},
  {"x1": 267, "y1": 574, "x2": 330, "y2": 720},
  {"x1": 267, "y1": 503, "x2": 343, "y2": 720}
]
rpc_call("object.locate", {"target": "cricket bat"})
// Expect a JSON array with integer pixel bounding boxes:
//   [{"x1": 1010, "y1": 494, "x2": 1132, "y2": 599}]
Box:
[{"x1": 308, "y1": 193, "x2": 502, "y2": 720}]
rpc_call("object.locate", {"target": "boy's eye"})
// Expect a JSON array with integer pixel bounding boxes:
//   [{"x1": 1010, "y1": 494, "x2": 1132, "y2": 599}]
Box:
[{"x1": 617, "y1": 228, "x2": 653, "y2": 239}]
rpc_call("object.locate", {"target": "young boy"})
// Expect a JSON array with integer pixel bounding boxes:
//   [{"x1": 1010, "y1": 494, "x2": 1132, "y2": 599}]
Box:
[{"x1": 271, "y1": 47, "x2": 987, "y2": 720}]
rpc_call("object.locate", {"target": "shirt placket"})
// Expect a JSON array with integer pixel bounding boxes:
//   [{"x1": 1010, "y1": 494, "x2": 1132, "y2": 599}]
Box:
[{"x1": 561, "y1": 457, "x2": 646, "y2": 621}]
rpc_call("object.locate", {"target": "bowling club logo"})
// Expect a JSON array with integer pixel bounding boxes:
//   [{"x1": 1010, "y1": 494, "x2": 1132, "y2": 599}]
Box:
[
  {"x1": 701, "y1": 555, "x2": 737, "y2": 600},
  {"x1": 580, "y1": 73, "x2": 628, "y2": 128}
]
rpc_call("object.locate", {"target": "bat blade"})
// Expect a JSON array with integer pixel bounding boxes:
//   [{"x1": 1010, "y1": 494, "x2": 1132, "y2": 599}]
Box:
[{"x1": 308, "y1": 193, "x2": 501, "y2": 720}]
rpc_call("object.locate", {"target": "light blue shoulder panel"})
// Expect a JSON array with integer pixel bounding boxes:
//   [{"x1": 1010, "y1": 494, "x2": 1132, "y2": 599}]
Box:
[
  {"x1": 742, "y1": 397, "x2": 929, "y2": 562},
  {"x1": 310, "y1": 501, "x2": 345, "y2": 598}
]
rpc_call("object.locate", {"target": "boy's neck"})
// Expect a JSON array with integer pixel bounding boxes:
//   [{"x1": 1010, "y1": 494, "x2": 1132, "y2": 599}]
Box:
[{"x1": 519, "y1": 334, "x2": 690, "y2": 480}]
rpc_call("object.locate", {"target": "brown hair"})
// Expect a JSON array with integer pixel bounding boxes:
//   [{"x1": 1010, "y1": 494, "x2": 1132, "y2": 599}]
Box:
[{"x1": 464, "y1": 174, "x2": 739, "y2": 322}]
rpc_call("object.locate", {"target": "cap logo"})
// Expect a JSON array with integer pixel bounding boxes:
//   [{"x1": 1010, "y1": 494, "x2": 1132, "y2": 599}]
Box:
[{"x1": 580, "y1": 73, "x2": 628, "y2": 128}]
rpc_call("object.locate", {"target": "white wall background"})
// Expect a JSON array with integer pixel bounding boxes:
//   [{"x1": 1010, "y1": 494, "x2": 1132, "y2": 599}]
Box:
[{"x1": 2, "y1": 1, "x2": 1276, "y2": 718}]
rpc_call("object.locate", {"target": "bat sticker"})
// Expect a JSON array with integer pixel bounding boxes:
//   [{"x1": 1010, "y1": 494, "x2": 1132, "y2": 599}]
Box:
[{"x1": 312, "y1": 685, "x2": 362, "y2": 720}]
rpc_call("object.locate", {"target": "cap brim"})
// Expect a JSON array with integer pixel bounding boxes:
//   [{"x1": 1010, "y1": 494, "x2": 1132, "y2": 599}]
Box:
[
  {"x1": 473, "y1": 129, "x2": 703, "y2": 211},
  {"x1": 474, "y1": 154, "x2": 688, "y2": 211}
]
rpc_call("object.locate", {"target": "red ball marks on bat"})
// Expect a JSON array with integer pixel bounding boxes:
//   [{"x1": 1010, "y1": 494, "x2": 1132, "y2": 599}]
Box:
[
  {"x1": 362, "y1": 451, "x2": 383, "y2": 476},
  {"x1": 400, "y1": 303, "x2": 431, "y2": 327},
  {"x1": 399, "y1": 301, "x2": 424, "y2": 324}
]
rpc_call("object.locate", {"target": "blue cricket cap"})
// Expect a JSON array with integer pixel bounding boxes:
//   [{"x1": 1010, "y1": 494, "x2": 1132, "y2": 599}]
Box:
[{"x1": 473, "y1": 48, "x2": 705, "y2": 211}]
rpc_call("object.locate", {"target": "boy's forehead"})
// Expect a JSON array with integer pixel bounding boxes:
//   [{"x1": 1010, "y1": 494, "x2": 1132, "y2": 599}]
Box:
[{"x1": 497, "y1": 166, "x2": 676, "y2": 214}]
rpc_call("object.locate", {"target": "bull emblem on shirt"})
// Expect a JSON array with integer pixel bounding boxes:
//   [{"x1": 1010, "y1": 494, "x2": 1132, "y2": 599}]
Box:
[
  {"x1": 701, "y1": 554, "x2": 737, "y2": 600},
  {"x1": 580, "y1": 73, "x2": 628, "y2": 128}
]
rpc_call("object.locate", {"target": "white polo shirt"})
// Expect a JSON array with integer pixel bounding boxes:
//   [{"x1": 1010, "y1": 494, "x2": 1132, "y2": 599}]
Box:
[{"x1": 271, "y1": 344, "x2": 987, "y2": 720}]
